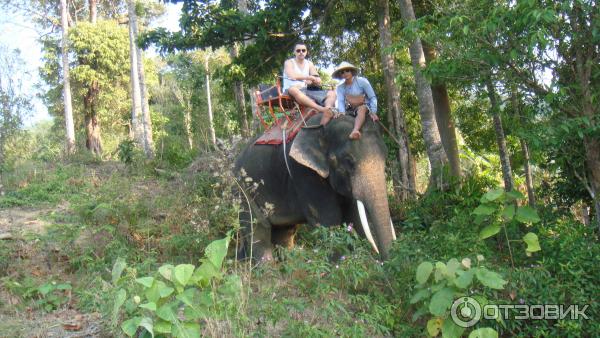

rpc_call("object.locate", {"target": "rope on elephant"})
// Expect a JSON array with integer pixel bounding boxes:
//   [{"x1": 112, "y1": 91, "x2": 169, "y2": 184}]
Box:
[
  {"x1": 377, "y1": 120, "x2": 403, "y2": 147},
  {"x1": 282, "y1": 120, "x2": 294, "y2": 179}
]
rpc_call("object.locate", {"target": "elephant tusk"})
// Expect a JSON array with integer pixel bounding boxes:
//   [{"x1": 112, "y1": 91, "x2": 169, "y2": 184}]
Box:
[
  {"x1": 357, "y1": 200, "x2": 380, "y2": 254},
  {"x1": 390, "y1": 219, "x2": 397, "y2": 241}
]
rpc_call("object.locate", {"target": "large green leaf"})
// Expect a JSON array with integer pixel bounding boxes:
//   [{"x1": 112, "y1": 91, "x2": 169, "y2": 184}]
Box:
[
  {"x1": 156, "y1": 302, "x2": 178, "y2": 323},
  {"x1": 468, "y1": 327, "x2": 498, "y2": 338},
  {"x1": 138, "y1": 317, "x2": 154, "y2": 338},
  {"x1": 427, "y1": 318, "x2": 442, "y2": 337},
  {"x1": 154, "y1": 320, "x2": 172, "y2": 334},
  {"x1": 500, "y1": 204, "x2": 516, "y2": 220},
  {"x1": 112, "y1": 257, "x2": 127, "y2": 284},
  {"x1": 454, "y1": 270, "x2": 474, "y2": 289},
  {"x1": 192, "y1": 260, "x2": 221, "y2": 286},
  {"x1": 204, "y1": 235, "x2": 230, "y2": 270},
  {"x1": 429, "y1": 287, "x2": 455, "y2": 316},
  {"x1": 434, "y1": 262, "x2": 448, "y2": 282},
  {"x1": 145, "y1": 280, "x2": 170, "y2": 303},
  {"x1": 410, "y1": 289, "x2": 431, "y2": 304},
  {"x1": 475, "y1": 268, "x2": 507, "y2": 290},
  {"x1": 523, "y1": 232, "x2": 541, "y2": 252},
  {"x1": 112, "y1": 288, "x2": 127, "y2": 325},
  {"x1": 139, "y1": 302, "x2": 157, "y2": 311},
  {"x1": 505, "y1": 190, "x2": 524, "y2": 201},
  {"x1": 174, "y1": 264, "x2": 195, "y2": 286},
  {"x1": 173, "y1": 322, "x2": 201, "y2": 338},
  {"x1": 472, "y1": 204, "x2": 496, "y2": 216},
  {"x1": 416, "y1": 262, "x2": 434, "y2": 284},
  {"x1": 481, "y1": 188, "x2": 504, "y2": 202},
  {"x1": 136, "y1": 277, "x2": 155, "y2": 289},
  {"x1": 158, "y1": 264, "x2": 175, "y2": 282},
  {"x1": 479, "y1": 224, "x2": 501, "y2": 239},
  {"x1": 515, "y1": 206, "x2": 540, "y2": 223},
  {"x1": 441, "y1": 317, "x2": 465, "y2": 338},
  {"x1": 121, "y1": 317, "x2": 142, "y2": 337},
  {"x1": 176, "y1": 288, "x2": 194, "y2": 305},
  {"x1": 446, "y1": 259, "x2": 460, "y2": 278}
]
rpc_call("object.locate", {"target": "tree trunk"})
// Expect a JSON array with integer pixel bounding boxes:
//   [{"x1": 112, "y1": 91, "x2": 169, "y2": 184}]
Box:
[
  {"x1": 229, "y1": 44, "x2": 249, "y2": 137},
  {"x1": 511, "y1": 87, "x2": 536, "y2": 206},
  {"x1": 422, "y1": 43, "x2": 461, "y2": 180},
  {"x1": 127, "y1": 0, "x2": 144, "y2": 146},
  {"x1": 84, "y1": 81, "x2": 102, "y2": 155},
  {"x1": 60, "y1": 0, "x2": 75, "y2": 154},
  {"x1": 572, "y1": 3, "x2": 600, "y2": 232},
  {"x1": 88, "y1": 0, "x2": 97, "y2": 24},
  {"x1": 129, "y1": 0, "x2": 154, "y2": 157},
  {"x1": 377, "y1": 0, "x2": 415, "y2": 200},
  {"x1": 205, "y1": 54, "x2": 216, "y2": 146},
  {"x1": 184, "y1": 106, "x2": 193, "y2": 150},
  {"x1": 486, "y1": 78, "x2": 513, "y2": 192},
  {"x1": 520, "y1": 139, "x2": 536, "y2": 206},
  {"x1": 397, "y1": 0, "x2": 448, "y2": 191}
]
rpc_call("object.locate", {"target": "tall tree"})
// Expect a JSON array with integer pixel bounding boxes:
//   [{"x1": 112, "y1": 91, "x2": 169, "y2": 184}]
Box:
[
  {"x1": 422, "y1": 44, "x2": 461, "y2": 179},
  {"x1": 128, "y1": 0, "x2": 144, "y2": 145},
  {"x1": 128, "y1": 0, "x2": 154, "y2": 157},
  {"x1": 397, "y1": 0, "x2": 448, "y2": 190},
  {"x1": 205, "y1": 53, "x2": 216, "y2": 146},
  {"x1": 69, "y1": 21, "x2": 130, "y2": 155},
  {"x1": 377, "y1": 0, "x2": 415, "y2": 199},
  {"x1": 60, "y1": 0, "x2": 76, "y2": 154},
  {"x1": 486, "y1": 78, "x2": 513, "y2": 192},
  {"x1": 88, "y1": 0, "x2": 97, "y2": 23}
]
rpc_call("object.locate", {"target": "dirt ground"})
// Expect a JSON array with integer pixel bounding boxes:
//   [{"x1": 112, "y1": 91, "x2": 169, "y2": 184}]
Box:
[{"x1": 0, "y1": 206, "x2": 106, "y2": 338}]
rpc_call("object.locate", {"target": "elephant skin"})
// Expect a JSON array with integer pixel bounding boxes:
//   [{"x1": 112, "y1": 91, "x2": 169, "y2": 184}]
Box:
[{"x1": 234, "y1": 113, "x2": 395, "y2": 261}]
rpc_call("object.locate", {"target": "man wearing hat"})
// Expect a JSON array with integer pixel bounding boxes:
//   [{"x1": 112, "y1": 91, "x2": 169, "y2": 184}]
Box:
[
  {"x1": 329, "y1": 61, "x2": 378, "y2": 139},
  {"x1": 282, "y1": 43, "x2": 336, "y2": 119}
]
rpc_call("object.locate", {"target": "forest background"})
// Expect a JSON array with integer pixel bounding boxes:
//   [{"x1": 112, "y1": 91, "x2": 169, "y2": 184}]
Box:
[{"x1": 0, "y1": 0, "x2": 598, "y2": 337}]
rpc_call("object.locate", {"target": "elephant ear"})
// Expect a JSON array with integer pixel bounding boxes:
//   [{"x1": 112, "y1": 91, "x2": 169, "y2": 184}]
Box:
[{"x1": 289, "y1": 126, "x2": 329, "y2": 178}]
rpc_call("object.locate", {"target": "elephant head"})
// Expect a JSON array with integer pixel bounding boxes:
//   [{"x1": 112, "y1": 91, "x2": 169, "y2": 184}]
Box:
[{"x1": 289, "y1": 115, "x2": 396, "y2": 259}]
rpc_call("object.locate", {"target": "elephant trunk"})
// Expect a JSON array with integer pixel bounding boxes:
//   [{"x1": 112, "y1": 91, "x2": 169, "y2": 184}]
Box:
[{"x1": 352, "y1": 156, "x2": 394, "y2": 260}]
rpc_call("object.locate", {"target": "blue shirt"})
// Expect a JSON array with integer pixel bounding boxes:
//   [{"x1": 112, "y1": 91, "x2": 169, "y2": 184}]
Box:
[{"x1": 336, "y1": 76, "x2": 377, "y2": 114}]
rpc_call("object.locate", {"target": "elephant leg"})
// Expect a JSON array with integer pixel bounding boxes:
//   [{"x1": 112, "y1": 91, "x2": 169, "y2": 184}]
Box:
[
  {"x1": 238, "y1": 197, "x2": 274, "y2": 262},
  {"x1": 272, "y1": 225, "x2": 299, "y2": 249}
]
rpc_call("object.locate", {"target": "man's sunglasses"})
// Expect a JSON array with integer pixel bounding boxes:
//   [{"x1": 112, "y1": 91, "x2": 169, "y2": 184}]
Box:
[{"x1": 295, "y1": 49, "x2": 307, "y2": 53}]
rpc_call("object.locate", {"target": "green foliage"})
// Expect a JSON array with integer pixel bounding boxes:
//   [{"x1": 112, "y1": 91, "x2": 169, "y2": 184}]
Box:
[
  {"x1": 411, "y1": 257, "x2": 505, "y2": 338},
  {"x1": 473, "y1": 188, "x2": 541, "y2": 260},
  {"x1": 1, "y1": 278, "x2": 72, "y2": 312},
  {"x1": 112, "y1": 233, "x2": 240, "y2": 338},
  {"x1": 0, "y1": 164, "x2": 88, "y2": 207},
  {"x1": 117, "y1": 139, "x2": 136, "y2": 164}
]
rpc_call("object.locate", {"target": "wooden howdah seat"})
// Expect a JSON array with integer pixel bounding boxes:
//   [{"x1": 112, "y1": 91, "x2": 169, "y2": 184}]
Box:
[{"x1": 254, "y1": 77, "x2": 316, "y2": 145}]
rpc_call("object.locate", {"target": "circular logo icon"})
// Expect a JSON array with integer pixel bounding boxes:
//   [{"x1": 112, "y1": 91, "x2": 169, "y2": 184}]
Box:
[{"x1": 451, "y1": 297, "x2": 482, "y2": 327}]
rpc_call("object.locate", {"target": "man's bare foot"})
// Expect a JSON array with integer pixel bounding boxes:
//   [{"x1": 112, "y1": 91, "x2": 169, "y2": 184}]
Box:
[{"x1": 349, "y1": 130, "x2": 361, "y2": 140}]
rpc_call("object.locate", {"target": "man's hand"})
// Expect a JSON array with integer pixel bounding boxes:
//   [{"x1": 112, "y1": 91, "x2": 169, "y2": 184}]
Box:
[
  {"x1": 370, "y1": 113, "x2": 379, "y2": 122},
  {"x1": 305, "y1": 75, "x2": 321, "y2": 86}
]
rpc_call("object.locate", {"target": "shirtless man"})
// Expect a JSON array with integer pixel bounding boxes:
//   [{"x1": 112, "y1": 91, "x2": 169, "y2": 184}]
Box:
[
  {"x1": 282, "y1": 43, "x2": 336, "y2": 123},
  {"x1": 331, "y1": 61, "x2": 379, "y2": 139}
]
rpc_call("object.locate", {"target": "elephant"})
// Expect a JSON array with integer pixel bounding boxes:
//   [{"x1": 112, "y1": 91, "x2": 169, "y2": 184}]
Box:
[{"x1": 234, "y1": 113, "x2": 396, "y2": 261}]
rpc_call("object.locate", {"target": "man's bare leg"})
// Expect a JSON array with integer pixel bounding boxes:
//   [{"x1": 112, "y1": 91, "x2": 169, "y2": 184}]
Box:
[
  {"x1": 288, "y1": 87, "x2": 331, "y2": 115},
  {"x1": 349, "y1": 106, "x2": 368, "y2": 140},
  {"x1": 319, "y1": 90, "x2": 338, "y2": 125}
]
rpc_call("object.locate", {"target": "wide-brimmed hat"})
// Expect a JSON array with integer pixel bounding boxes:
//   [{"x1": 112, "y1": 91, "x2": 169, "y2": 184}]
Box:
[{"x1": 332, "y1": 61, "x2": 358, "y2": 79}]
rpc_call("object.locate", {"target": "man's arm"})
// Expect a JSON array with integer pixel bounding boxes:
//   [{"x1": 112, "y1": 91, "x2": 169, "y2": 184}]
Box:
[
  {"x1": 359, "y1": 77, "x2": 377, "y2": 114},
  {"x1": 307, "y1": 62, "x2": 322, "y2": 85},
  {"x1": 284, "y1": 60, "x2": 319, "y2": 83}
]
